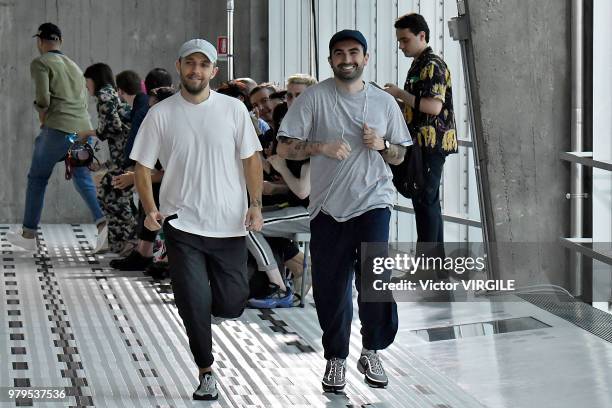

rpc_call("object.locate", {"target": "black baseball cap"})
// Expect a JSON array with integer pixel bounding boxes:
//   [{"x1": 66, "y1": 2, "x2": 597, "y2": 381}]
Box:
[
  {"x1": 33, "y1": 23, "x2": 62, "y2": 41},
  {"x1": 329, "y1": 29, "x2": 367, "y2": 54}
]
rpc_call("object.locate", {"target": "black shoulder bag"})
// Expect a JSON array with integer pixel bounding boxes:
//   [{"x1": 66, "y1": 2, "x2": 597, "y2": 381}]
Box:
[{"x1": 390, "y1": 95, "x2": 425, "y2": 199}]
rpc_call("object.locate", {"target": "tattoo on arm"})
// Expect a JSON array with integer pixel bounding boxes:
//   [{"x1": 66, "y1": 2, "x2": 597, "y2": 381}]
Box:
[
  {"x1": 381, "y1": 144, "x2": 406, "y2": 164},
  {"x1": 250, "y1": 198, "x2": 263, "y2": 208},
  {"x1": 278, "y1": 137, "x2": 321, "y2": 160}
]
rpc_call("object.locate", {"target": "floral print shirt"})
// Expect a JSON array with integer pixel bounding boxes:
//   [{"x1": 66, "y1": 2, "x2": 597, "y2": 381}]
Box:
[
  {"x1": 403, "y1": 47, "x2": 458, "y2": 156},
  {"x1": 95, "y1": 84, "x2": 131, "y2": 169}
]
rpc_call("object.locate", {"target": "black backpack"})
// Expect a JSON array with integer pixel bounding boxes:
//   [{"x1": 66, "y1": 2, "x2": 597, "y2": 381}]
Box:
[{"x1": 389, "y1": 140, "x2": 425, "y2": 199}]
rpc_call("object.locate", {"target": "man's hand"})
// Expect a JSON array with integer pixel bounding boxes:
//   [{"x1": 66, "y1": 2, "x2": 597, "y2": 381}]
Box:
[
  {"x1": 263, "y1": 180, "x2": 289, "y2": 195},
  {"x1": 38, "y1": 111, "x2": 47, "y2": 126},
  {"x1": 384, "y1": 83, "x2": 402, "y2": 99},
  {"x1": 111, "y1": 172, "x2": 135, "y2": 190},
  {"x1": 267, "y1": 154, "x2": 288, "y2": 172},
  {"x1": 321, "y1": 140, "x2": 351, "y2": 160},
  {"x1": 77, "y1": 129, "x2": 95, "y2": 142},
  {"x1": 144, "y1": 210, "x2": 164, "y2": 231},
  {"x1": 245, "y1": 205, "x2": 263, "y2": 231},
  {"x1": 363, "y1": 124, "x2": 385, "y2": 151},
  {"x1": 262, "y1": 180, "x2": 275, "y2": 195}
]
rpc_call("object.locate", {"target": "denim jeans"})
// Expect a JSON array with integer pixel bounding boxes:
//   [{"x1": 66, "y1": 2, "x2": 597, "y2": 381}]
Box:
[{"x1": 22, "y1": 127, "x2": 105, "y2": 233}]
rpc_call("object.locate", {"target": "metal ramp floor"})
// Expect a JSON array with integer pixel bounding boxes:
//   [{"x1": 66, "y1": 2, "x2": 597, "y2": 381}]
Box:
[{"x1": 1, "y1": 224, "x2": 611, "y2": 407}]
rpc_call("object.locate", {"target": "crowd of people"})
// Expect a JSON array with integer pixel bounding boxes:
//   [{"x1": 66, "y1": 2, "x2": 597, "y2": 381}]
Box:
[{"x1": 8, "y1": 12, "x2": 458, "y2": 401}]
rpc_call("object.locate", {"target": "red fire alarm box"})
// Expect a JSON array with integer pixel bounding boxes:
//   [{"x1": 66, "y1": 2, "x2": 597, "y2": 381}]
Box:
[{"x1": 217, "y1": 36, "x2": 228, "y2": 57}]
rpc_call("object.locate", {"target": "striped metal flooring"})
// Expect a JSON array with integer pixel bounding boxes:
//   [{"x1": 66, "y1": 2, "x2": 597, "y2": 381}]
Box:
[{"x1": 2, "y1": 224, "x2": 612, "y2": 407}]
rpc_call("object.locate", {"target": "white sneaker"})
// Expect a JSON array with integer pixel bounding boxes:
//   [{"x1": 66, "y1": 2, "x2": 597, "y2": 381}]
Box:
[
  {"x1": 93, "y1": 223, "x2": 108, "y2": 253},
  {"x1": 193, "y1": 371, "x2": 218, "y2": 400},
  {"x1": 6, "y1": 229, "x2": 37, "y2": 251}
]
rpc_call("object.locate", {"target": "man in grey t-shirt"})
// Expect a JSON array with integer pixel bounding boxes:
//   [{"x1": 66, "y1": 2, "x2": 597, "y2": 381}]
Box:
[{"x1": 277, "y1": 29, "x2": 411, "y2": 392}]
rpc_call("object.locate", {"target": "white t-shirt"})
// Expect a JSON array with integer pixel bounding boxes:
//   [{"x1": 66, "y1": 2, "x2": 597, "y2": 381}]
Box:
[{"x1": 130, "y1": 91, "x2": 262, "y2": 237}]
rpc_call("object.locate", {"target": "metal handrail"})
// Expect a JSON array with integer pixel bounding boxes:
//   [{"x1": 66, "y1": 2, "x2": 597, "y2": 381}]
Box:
[
  {"x1": 393, "y1": 205, "x2": 481, "y2": 228},
  {"x1": 559, "y1": 238, "x2": 612, "y2": 266},
  {"x1": 560, "y1": 151, "x2": 612, "y2": 172}
]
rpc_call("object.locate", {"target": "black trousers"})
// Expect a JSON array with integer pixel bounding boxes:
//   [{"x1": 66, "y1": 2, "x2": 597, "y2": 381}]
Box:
[
  {"x1": 163, "y1": 217, "x2": 249, "y2": 368},
  {"x1": 310, "y1": 208, "x2": 398, "y2": 359},
  {"x1": 137, "y1": 182, "x2": 161, "y2": 242},
  {"x1": 412, "y1": 153, "x2": 446, "y2": 260}
]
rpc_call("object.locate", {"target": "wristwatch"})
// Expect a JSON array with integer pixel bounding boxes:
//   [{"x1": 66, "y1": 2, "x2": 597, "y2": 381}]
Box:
[{"x1": 381, "y1": 139, "x2": 390, "y2": 152}]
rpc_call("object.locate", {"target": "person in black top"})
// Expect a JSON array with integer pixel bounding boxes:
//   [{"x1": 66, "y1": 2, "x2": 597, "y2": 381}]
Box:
[
  {"x1": 246, "y1": 78, "x2": 315, "y2": 308},
  {"x1": 110, "y1": 69, "x2": 173, "y2": 271}
]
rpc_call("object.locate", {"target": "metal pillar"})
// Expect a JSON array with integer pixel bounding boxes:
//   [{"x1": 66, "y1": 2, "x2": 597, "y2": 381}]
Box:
[
  {"x1": 448, "y1": 0, "x2": 497, "y2": 279},
  {"x1": 227, "y1": 0, "x2": 235, "y2": 80},
  {"x1": 569, "y1": 0, "x2": 584, "y2": 296}
]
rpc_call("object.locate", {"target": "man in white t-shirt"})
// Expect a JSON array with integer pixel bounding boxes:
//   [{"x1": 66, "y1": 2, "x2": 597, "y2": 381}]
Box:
[{"x1": 130, "y1": 39, "x2": 263, "y2": 401}]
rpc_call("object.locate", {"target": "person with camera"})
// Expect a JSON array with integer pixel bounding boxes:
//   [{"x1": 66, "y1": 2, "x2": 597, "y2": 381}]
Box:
[{"x1": 7, "y1": 23, "x2": 106, "y2": 252}]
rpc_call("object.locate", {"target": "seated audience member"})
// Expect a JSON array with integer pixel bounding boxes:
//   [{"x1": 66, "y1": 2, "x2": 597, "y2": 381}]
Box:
[
  {"x1": 234, "y1": 77, "x2": 258, "y2": 94},
  {"x1": 247, "y1": 95, "x2": 314, "y2": 308},
  {"x1": 286, "y1": 73, "x2": 317, "y2": 107},
  {"x1": 144, "y1": 67, "x2": 173, "y2": 94},
  {"x1": 110, "y1": 86, "x2": 175, "y2": 274},
  {"x1": 249, "y1": 83, "x2": 282, "y2": 127},
  {"x1": 115, "y1": 70, "x2": 150, "y2": 171},
  {"x1": 217, "y1": 81, "x2": 269, "y2": 135},
  {"x1": 81, "y1": 63, "x2": 135, "y2": 254}
]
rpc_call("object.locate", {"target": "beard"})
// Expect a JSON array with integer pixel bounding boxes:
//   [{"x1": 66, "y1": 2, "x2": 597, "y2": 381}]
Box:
[
  {"x1": 332, "y1": 63, "x2": 364, "y2": 82},
  {"x1": 180, "y1": 74, "x2": 209, "y2": 95}
]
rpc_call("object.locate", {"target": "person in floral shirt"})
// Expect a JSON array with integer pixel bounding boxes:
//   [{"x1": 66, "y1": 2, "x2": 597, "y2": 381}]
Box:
[
  {"x1": 81, "y1": 63, "x2": 136, "y2": 253},
  {"x1": 385, "y1": 13, "x2": 458, "y2": 263}
]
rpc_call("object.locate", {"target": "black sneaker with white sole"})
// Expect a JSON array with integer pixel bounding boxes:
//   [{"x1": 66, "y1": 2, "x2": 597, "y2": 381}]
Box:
[
  {"x1": 357, "y1": 351, "x2": 388, "y2": 388},
  {"x1": 322, "y1": 357, "x2": 346, "y2": 392},
  {"x1": 193, "y1": 371, "x2": 218, "y2": 400}
]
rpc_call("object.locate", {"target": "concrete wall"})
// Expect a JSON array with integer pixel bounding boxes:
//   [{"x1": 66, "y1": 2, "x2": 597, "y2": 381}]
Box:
[
  {"x1": 465, "y1": 0, "x2": 571, "y2": 287},
  {"x1": 0, "y1": 0, "x2": 267, "y2": 224}
]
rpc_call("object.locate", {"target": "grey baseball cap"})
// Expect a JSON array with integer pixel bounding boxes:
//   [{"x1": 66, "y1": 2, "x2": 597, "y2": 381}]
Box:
[{"x1": 177, "y1": 39, "x2": 217, "y2": 63}]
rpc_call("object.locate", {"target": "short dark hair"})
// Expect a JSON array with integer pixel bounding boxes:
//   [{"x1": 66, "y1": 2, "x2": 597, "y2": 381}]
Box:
[
  {"x1": 217, "y1": 81, "x2": 249, "y2": 99},
  {"x1": 272, "y1": 102, "x2": 288, "y2": 131},
  {"x1": 144, "y1": 68, "x2": 172, "y2": 93},
  {"x1": 83, "y1": 63, "x2": 116, "y2": 95},
  {"x1": 149, "y1": 86, "x2": 175, "y2": 103},
  {"x1": 394, "y1": 13, "x2": 430, "y2": 43},
  {"x1": 216, "y1": 81, "x2": 252, "y2": 110},
  {"x1": 249, "y1": 83, "x2": 277, "y2": 98},
  {"x1": 116, "y1": 70, "x2": 142, "y2": 95}
]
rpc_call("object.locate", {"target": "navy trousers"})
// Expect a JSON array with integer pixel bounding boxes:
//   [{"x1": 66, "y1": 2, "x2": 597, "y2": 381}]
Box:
[
  {"x1": 412, "y1": 153, "x2": 446, "y2": 245},
  {"x1": 310, "y1": 208, "x2": 398, "y2": 359}
]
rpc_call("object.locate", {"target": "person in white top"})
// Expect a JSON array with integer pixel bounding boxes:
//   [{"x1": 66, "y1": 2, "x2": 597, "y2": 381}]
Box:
[{"x1": 129, "y1": 39, "x2": 263, "y2": 401}]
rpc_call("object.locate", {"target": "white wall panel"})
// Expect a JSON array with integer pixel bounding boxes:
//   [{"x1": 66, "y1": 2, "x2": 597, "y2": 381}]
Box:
[
  {"x1": 592, "y1": 0, "x2": 612, "y2": 309},
  {"x1": 374, "y1": 0, "x2": 396, "y2": 84},
  {"x1": 396, "y1": 0, "x2": 418, "y2": 86},
  {"x1": 336, "y1": 0, "x2": 357, "y2": 30},
  {"x1": 316, "y1": 0, "x2": 336, "y2": 79},
  {"x1": 268, "y1": 0, "x2": 284, "y2": 83},
  {"x1": 355, "y1": 0, "x2": 376, "y2": 83}
]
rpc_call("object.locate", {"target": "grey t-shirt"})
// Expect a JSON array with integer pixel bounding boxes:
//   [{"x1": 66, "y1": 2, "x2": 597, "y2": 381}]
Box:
[{"x1": 277, "y1": 78, "x2": 412, "y2": 222}]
